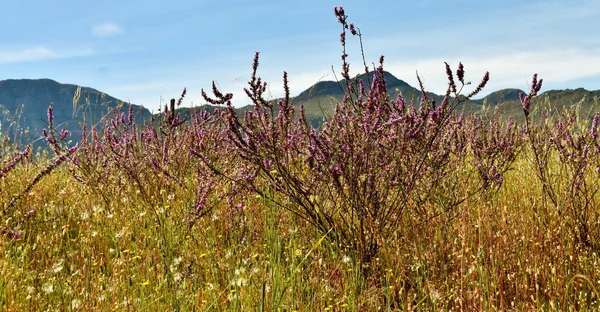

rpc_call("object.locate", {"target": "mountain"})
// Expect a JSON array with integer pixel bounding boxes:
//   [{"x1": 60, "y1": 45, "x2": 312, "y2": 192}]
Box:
[
  {"x1": 287, "y1": 71, "x2": 459, "y2": 127},
  {"x1": 286, "y1": 72, "x2": 600, "y2": 123},
  {"x1": 1, "y1": 74, "x2": 600, "y2": 149},
  {"x1": 473, "y1": 87, "x2": 600, "y2": 123},
  {"x1": 0, "y1": 79, "x2": 151, "y2": 148},
  {"x1": 292, "y1": 71, "x2": 443, "y2": 111},
  {"x1": 294, "y1": 71, "x2": 417, "y2": 102},
  {"x1": 482, "y1": 88, "x2": 525, "y2": 104}
]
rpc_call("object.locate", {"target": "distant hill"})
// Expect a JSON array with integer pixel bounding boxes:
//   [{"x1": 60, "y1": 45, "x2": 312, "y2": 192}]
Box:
[
  {"x1": 294, "y1": 71, "x2": 417, "y2": 102},
  {"x1": 474, "y1": 87, "x2": 600, "y2": 123},
  {"x1": 285, "y1": 71, "x2": 460, "y2": 127},
  {"x1": 284, "y1": 72, "x2": 600, "y2": 123},
  {"x1": 482, "y1": 88, "x2": 525, "y2": 104},
  {"x1": 1, "y1": 74, "x2": 599, "y2": 149},
  {"x1": 0, "y1": 79, "x2": 151, "y2": 148},
  {"x1": 292, "y1": 71, "x2": 445, "y2": 113}
]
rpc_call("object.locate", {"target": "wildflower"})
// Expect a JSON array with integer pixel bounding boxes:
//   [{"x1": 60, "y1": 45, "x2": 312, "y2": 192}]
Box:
[
  {"x1": 115, "y1": 228, "x2": 125, "y2": 239},
  {"x1": 59, "y1": 128, "x2": 69, "y2": 140},
  {"x1": 430, "y1": 289, "x2": 441, "y2": 301},
  {"x1": 334, "y1": 6, "x2": 346, "y2": 24},
  {"x1": 42, "y1": 281, "x2": 54, "y2": 294},
  {"x1": 233, "y1": 277, "x2": 247, "y2": 287},
  {"x1": 227, "y1": 291, "x2": 238, "y2": 302},
  {"x1": 520, "y1": 73, "x2": 543, "y2": 112},
  {"x1": 467, "y1": 71, "x2": 490, "y2": 98},
  {"x1": 71, "y1": 299, "x2": 81, "y2": 310},
  {"x1": 173, "y1": 257, "x2": 182, "y2": 266},
  {"x1": 52, "y1": 260, "x2": 64, "y2": 273},
  {"x1": 1, "y1": 228, "x2": 21, "y2": 239},
  {"x1": 444, "y1": 62, "x2": 457, "y2": 94},
  {"x1": 234, "y1": 267, "x2": 245, "y2": 275},
  {"x1": 456, "y1": 62, "x2": 465, "y2": 84},
  {"x1": 47, "y1": 105, "x2": 54, "y2": 122},
  {"x1": 0, "y1": 146, "x2": 31, "y2": 179},
  {"x1": 174, "y1": 272, "x2": 182, "y2": 283},
  {"x1": 349, "y1": 23, "x2": 357, "y2": 35}
]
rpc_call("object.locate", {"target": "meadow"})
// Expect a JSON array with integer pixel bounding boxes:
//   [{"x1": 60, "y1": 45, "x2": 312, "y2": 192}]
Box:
[{"x1": 2, "y1": 7, "x2": 600, "y2": 311}]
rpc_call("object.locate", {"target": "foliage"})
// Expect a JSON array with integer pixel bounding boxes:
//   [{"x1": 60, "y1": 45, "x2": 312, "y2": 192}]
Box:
[{"x1": 1, "y1": 6, "x2": 600, "y2": 311}]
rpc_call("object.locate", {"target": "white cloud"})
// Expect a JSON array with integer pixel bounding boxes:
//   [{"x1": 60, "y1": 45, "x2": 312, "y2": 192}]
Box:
[
  {"x1": 105, "y1": 74, "x2": 316, "y2": 111},
  {"x1": 111, "y1": 46, "x2": 600, "y2": 111},
  {"x1": 255, "y1": 46, "x2": 600, "y2": 103},
  {"x1": 383, "y1": 48, "x2": 600, "y2": 98},
  {"x1": 0, "y1": 47, "x2": 55, "y2": 63},
  {"x1": 0, "y1": 47, "x2": 93, "y2": 64},
  {"x1": 92, "y1": 23, "x2": 124, "y2": 37}
]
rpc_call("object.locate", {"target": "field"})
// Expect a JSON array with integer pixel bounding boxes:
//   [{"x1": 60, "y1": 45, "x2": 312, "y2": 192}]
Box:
[{"x1": 2, "y1": 8, "x2": 600, "y2": 311}]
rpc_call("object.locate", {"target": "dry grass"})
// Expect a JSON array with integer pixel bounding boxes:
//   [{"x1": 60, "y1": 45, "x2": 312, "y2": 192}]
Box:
[{"x1": 1, "y1": 147, "x2": 600, "y2": 311}]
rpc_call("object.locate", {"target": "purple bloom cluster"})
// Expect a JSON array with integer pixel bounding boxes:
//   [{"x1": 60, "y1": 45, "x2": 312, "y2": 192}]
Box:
[
  {"x1": 0, "y1": 146, "x2": 31, "y2": 180},
  {"x1": 7, "y1": 5, "x2": 598, "y2": 267},
  {"x1": 197, "y1": 7, "x2": 510, "y2": 266},
  {"x1": 520, "y1": 73, "x2": 543, "y2": 113}
]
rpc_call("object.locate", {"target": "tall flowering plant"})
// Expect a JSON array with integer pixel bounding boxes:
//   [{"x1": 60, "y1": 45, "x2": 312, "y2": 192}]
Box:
[
  {"x1": 522, "y1": 74, "x2": 600, "y2": 249},
  {"x1": 201, "y1": 7, "x2": 502, "y2": 269}
]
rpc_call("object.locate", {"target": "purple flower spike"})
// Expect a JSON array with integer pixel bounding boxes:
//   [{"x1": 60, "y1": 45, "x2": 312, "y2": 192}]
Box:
[
  {"x1": 2, "y1": 228, "x2": 21, "y2": 240},
  {"x1": 47, "y1": 105, "x2": 54, "y2": 122},
  {"x1": 444, "y1": 62, "x2": 457, "y2": 94},
  {"x1": 467, "y1": 72, "x2": 489, "y2": 98},
  {"x1": 520, "y1": 73, "x2": 543, "y2": 112},
  {"x1": 349, "y1": 23, "x2": 357, "y2": 35},
  {"x1": 60, "y1": 128, "x2": 69, "y2": 140},
  {"x1": 24, "y1": 209, "x2": 36, "y2": 219},
  {"x1": 334, "y1": 7, "x2": 346, "y2": 24},
  {"x1": 456, "y1": 62, "x2": 465, "y2": 84}
]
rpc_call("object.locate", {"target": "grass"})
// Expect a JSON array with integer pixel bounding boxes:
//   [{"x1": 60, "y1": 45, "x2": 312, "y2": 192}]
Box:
[
  {"x1": 2, "y1": 7, "x2": 600, "y2": 311},
  {"x1": 1, "y1": 142, "x2": 600, "y2": 310}
]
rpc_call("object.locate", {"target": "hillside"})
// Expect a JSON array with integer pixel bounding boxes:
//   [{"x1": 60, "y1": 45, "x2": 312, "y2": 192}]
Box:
[
  {"x1": 1, "y1": 74, "x2": 600, "y2": 147},
  {"x1": 286, "y1": 72, "x2": 600, "y2": 123},
  {"x1": 0, "y1": 79, "x2": 151, "y2": 147}
]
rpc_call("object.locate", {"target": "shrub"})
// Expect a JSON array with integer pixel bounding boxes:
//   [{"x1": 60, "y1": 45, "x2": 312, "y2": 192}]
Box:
[{"x1": 199, "y1": 7, "x2": 519, "y2": 274}]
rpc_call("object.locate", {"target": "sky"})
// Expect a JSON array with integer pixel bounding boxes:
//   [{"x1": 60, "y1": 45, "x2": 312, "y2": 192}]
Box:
[{"x1": 1, "y1": 0, "x2": 599, "y2": 111}]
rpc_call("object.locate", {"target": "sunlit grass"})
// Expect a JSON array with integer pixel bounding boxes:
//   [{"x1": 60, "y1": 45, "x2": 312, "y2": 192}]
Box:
[
  {"x1": 2, "y1": 6, "x2": 600, "y2": 311},
  {"x1": 1, "y1": 147, "x2": 600, "y2": 310}
]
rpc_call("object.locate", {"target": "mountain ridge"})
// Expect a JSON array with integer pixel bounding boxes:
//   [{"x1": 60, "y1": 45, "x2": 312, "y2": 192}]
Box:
[
  {"x1": 0, "y1": 78, "x2": 151, "y2": 147},
  {"x1": 0, "y1": 73, "x2": 599, "y2": 147}
]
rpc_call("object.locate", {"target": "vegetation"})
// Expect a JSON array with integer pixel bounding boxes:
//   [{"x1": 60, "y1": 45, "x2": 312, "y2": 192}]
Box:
[{"x1": 2, "y1": 7, "x2": 600, "y2": 311}]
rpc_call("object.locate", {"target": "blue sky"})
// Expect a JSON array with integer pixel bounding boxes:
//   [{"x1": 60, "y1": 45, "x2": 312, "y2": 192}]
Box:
[{"x1": 1, "y1": 0, "x2": 599, "y2": 111}]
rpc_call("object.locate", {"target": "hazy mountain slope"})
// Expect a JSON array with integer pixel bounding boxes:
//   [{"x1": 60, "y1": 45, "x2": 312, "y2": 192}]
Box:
[
  {"x1": 1, "y1": 75, "x2": 599, "y2": 148},
  {"x1": 0, "y1": 79, "x2": 151, "y2": 146}
]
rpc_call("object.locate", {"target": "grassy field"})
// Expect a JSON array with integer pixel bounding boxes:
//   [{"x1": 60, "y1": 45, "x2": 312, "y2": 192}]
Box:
[
  {"x1": 2, "y1": 148, "x2": 600, "y2": 311},
  {"x1": 3, "y1": 7, "x2": 600, "y2": 311},
  {"x1": 3, "y1": 113, "x2": 600, "y2": 311}
]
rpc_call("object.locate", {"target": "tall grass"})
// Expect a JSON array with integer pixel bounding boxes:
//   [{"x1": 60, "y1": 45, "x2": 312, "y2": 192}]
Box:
[{"x1": 1, "y1": 6, "x2": 600, "y2": 311}]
